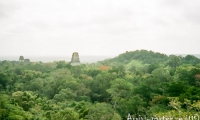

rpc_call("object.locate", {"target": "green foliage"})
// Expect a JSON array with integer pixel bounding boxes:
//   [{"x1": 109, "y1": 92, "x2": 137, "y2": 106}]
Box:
[
  {"x1": 87, "y1": 103, "x2": 122, "y2": 120},
  {"x1": 54, "y1": 88, "x2": 77, "y2": 101},
  {"x1": 52, "y1": 108, "x2": 79, "y2": 120},
  {"x1": 175, "y1": 65, "x2": 200, "y2": 85},
  {"x1": 12, "y1": 91, "x2": 37, "y2": 111},
  {"x1": 73, "y1": 101, "x2": 91, "y2": 119},
  {"x1": 182, "y1": 55, "x2": 200, "y2": 65},
  {"x1": 1, "y1": 50, "x2": 200, "y2": 119},
  {"x1": 167, "y1": 55, "x2": 181, "y2": 68},
  {"x1": 0, "y1": 93, "x2": 33, "y2": 119},
  {"x1": 107, "y1": 78, "x2": 134, "y2": 102},
  {"x1": 100, "y1": 50, "x2": 168, "y2": 65},
  {"x1": 152, "y1": 67, "x2": 171, "y2": 81},
  {"x1": 167, "y1": 81, "x2": 188, "y2": 97}
]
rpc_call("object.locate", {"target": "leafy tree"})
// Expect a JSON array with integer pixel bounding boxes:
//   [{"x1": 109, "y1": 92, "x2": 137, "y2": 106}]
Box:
[
  {"x1": 152, "y1": 67, "x2": 171, "y2": 82},
  {"x1": 54, "y1": 88, "x2": 77, "y2": 102},
  {"x1": 175, "y1": 65, "x2": 200, "y2": 85},
  {"x1": 167, "y1": 55, "x2": 181, "y2": 69},
  {"x1": 85, "y1": 69, "x2": 101, "y2": 77},
  {"x1": 90, "y1": 72, "x2": 116, "y2": 102},
  {"x1": 167, "y1": 81, "x2": 188, "y2": 97},
  {"x1": 73, "y1": 101, "x2": 91, "y2": 119},
  {"x1": 147, "y1": 63, "x2": 160, "y2": 73},
  {"x1": 168, "y1": 97, "x2": 182, "y2": 113},
  {"x1": 182, "y1": 55, "x2": 200, "y2": 65},
  {"x1": 56, "y1": 61, "x2": 67, "y2": 69},
  {"x1": 87, "y1": 103, "x2": 121, "y2": 120},
  {"x1": 52, "y1": 108, "x2": 79, "y2": 120},
  {"x1": 11, "y1": 91, "x2": 37, "y2": 111}
]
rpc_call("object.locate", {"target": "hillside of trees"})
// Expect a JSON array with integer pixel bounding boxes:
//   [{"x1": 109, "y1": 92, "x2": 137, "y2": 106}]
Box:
[{"x1": 1, "y1": 50, "x2": 200, "y2": 120}]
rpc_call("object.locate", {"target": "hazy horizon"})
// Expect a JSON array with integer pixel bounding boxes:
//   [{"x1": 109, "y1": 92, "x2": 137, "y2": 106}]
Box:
[
  {"x1": 1, "y1": 53, "x2": 200, "y2": 63},
  {"x1": 0, "y1": 55, "x2": 114, "y2": 63}
]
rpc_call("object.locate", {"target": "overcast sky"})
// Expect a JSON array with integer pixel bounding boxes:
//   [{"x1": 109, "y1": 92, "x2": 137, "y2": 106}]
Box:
[{"x1": 0, "y1": 0, "x2": 200, "y2": 57}]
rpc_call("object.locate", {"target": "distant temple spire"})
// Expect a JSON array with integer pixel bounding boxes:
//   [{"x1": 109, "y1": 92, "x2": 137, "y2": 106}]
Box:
[
  {"x1": 70, "y1": 52, "x2": 80, "y2": 66},
  {"x1": 19, "y1": 55, "x2": 24, "y2": 62}
]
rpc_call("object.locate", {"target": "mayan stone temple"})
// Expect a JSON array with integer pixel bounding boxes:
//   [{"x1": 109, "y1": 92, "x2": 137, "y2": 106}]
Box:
[
  {"x1": 70, "y1": 52, "x2": 80, "y2": 66},
  {"x1": 19, "y1": 56, "x2": 24, "y2": 62},
  {"x1": 19, "y1": 55, "x2": 30, "y2": 63}
]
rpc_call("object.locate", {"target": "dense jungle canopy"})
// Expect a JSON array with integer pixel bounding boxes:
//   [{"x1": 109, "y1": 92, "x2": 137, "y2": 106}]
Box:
[{"x1": 1, "y1": 50, "x2": 200, "y2": 120}]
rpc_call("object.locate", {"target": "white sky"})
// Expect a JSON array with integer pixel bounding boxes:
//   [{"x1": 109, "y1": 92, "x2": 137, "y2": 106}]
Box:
[{"x1": 0, "y1": 0, "x2": 200, "y2": 56}]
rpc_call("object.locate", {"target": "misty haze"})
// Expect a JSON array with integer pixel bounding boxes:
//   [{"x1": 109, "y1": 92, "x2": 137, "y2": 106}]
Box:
[{"x1": 1, "y1": 0, "x2": 200, "y2": 120}]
